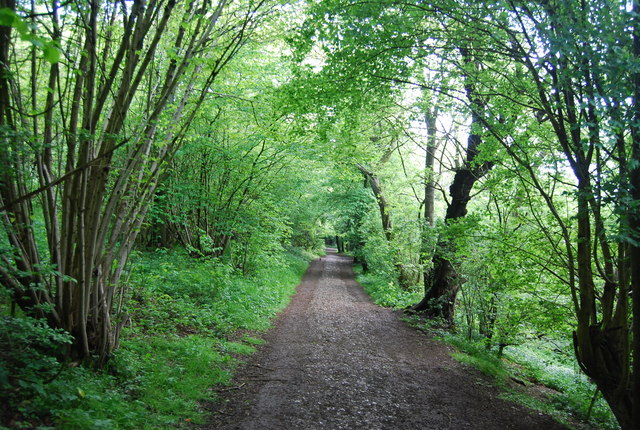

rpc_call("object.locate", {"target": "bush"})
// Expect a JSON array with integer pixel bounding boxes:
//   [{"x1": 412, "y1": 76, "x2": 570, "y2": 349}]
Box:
[
  {"x1": 505, "y1": 344, "x2": 620, "y2": 429},
  {"x1": 358, "y1": 270, "x2": 422, "y2": 308},
  {"x1": 1, "y1": 246, "x2": 313, "y2": 429},
  {"x1": 0, "y1": 316, "x2": 72, "y2": 426}
]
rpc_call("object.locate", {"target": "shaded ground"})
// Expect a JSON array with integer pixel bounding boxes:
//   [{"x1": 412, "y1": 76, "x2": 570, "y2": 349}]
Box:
[{"x1": 203, "y1": 251, "x2": 566, "y2": 429}]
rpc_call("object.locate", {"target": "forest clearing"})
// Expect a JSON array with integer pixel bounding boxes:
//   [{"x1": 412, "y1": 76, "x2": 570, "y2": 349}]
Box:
[{"x1": 1, "y1": 0, "x2": 639, "y2": 429}]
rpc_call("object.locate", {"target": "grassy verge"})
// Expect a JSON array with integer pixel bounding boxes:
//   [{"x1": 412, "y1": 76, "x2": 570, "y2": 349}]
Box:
[
  {"x1": 433, "y1": 332, "x2": 619, "y2": 430},
  {"x1": 1, "y1": 247, "x2": 315, "y2": 429},
  {"x1": 357, "y1": 270, "x2": 620, "y2": 430}
]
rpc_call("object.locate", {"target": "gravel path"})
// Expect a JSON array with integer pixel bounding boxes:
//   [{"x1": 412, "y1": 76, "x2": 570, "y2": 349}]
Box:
[{"x1": 203, "y1": 251, "x2": 566, "y2": 429}]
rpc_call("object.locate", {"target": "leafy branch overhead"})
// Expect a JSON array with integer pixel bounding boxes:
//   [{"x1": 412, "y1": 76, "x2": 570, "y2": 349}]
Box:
[{"x1": 1, "y1": 1, "x2": 639, "y2": 429}]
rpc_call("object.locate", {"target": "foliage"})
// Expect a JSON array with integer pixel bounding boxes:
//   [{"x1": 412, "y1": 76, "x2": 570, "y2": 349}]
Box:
[
  {"x1": 356, "y1": 265, "x2": 423, "y2": 309},
  {"x1": 287, "y1": 0, "x2": 640, "y2": 427},
  {"x1": 1, "y1": 246, "x2": 313, "y2": 429},
  {"x1": 0, "y1": 316, "x2": 72, "y2": 426},
  {"x1": 453, "y1": 177, "x2": 575, "y2": 353},
  {"x1": 103, "y1": 335, "x2": 235, "y2": 428},
  {"x1": 123, "y1": 247, "x2": 310, "y2": 337},
  {"x1": 2, "y1": 0, "x2": 639, "y2": 429},
  {"x1": 0, "y1": 0, "x2": 275, "y2": 364},
  {"x1": 506, "y1": 344, "x2": 620, "y2": 430},
  {"x1": 445, "y1": 336, "x2": 509, "y2": 384},
  {"x1": 359, "y1": 273, "x2": 422, "y2": 309}
]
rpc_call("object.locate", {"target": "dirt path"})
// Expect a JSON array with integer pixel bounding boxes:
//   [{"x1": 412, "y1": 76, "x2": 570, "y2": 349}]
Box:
[{"x1": 203, "y1": 252, "x2": 566, "y2": 429}]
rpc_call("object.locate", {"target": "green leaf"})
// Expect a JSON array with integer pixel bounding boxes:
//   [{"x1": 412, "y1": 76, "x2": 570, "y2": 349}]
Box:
[
  {"x1": 0, "y1": 7, "x2": 59, "y2": 63},
  {"x1": 0, "y1": 7, "x2": 29, "y2": 35},
  {"x1": 43, "y1": 43, "x2": 60, "y2": 64},
  {"x1": 0, "y1": 7, "x2": 17, "y2": 27}
]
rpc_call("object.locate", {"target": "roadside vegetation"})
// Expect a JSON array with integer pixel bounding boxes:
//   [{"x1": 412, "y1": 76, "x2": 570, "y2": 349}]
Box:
[
  {"x1": 359, "y1": 270, "x2": 620, "y2": 430},
  {"x1": 1, "y1": 247, "x2": 316, "y2": 428},
  {"x1": 1, "y1": 1, "x2": 639, "y2": 429}
]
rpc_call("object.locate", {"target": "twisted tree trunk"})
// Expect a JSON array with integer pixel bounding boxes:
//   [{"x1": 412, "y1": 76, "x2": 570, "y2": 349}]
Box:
[{"x1": 413, "y1": 50, "x2": 492, "y2": 323}]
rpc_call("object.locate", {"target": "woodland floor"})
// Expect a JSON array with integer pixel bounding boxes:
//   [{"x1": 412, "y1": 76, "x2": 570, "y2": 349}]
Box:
[{"x1": 201, "y1": 250, "x2": 567, "y2": 430}]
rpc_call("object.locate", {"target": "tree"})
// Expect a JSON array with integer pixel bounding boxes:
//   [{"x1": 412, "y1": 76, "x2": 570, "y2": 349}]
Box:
[
  {"x1": 0, "y1": 0, "x2": 271, "y2": 364},
  {"x1": 630, "y1": 3, "x2": 640, "y2": 426},
  {"x1": 412, "y1": 46, "x2": 494, "y2": 321},
  {"x1": 357, "y1": 163, "x2": 393, "y2": 243},
  {"x1": 292, "y1": 1, "x2": 640, "y2": 426},
  {"x1": 440, "y1": 1, "x2": 638, "y2": 426},
  {"x1": 291, "y1": 0, "x2": 511, "y2": 321}
]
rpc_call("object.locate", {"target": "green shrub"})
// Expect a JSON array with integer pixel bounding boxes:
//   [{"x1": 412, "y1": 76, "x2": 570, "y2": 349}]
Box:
[
  {"x1": 443, "y1": 335, "x2": 509, "y2": 383},
  {"x1": 106, "y1": 335, "x2": 234, "y2": 427},
  {"x1": 51, "y1": 367, "x2": 148, "y2": 429},
  {"x1": 358, "y1": 271, "x2": 422, "y2": 308},
  {"x1": 0, "y1": 316, "x2": 72, "y2": 426},
  {"x1": 1, "y1": 246, "x2": 312, "y2": 429},
  {"x1": 505, "y1": 344, "x2": 619, "y2": 429}
]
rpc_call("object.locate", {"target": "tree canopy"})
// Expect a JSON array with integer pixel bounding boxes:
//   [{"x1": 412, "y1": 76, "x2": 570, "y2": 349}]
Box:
[{"x1": 1, "y1": 1, "x2": 639, "y2": 429}]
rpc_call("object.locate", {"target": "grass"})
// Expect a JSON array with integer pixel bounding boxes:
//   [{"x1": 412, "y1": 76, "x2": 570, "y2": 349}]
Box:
[
  {"x1": 241, "y1": 335, "x2": 266, "y2": 346},
  {"x1": 503, "y1": 343, "x2": 620, "y2": 430},
  {"x1": 1, "y1": 247, "x2": 314, "y2": 429},
  {"x1": 49, "y1": 335, "x2": 235, "y2": 429},
  {"x1": 430, "y1": 329, "x2": 619, "y2": 429}
]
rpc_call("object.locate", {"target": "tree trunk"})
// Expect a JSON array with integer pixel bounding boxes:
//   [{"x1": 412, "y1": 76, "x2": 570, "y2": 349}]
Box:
[
  {"x1": 0, "y1": 0, "x2": 267, "y2": 365},
  {"x1": 423, "y1": 109, "x2": 438, "y2": 226},
  {"x1": 412, "y1": 162, "x2": 491, "y2": 321},
  {"x1": 417, "y1": 106, "x2": 439, "y2": 297},
  {"x1": 479, "y1": 293, "x2": 497, "y2": 350},
  {"x1": 413, "y1": 51, "x2": 492, "y2": 322},
  {"x1": 413, "y1": 246, "x2": 458, "y2": 322},
  {"x1": 357, "y1": 162, "x2": 414, "y2": 285},
  {"x1": 357, "y1": 163, "x2": 392, "y2": 242},
  {"x1": 629, "y1": 3, "x2": 640, "y2": 427}
]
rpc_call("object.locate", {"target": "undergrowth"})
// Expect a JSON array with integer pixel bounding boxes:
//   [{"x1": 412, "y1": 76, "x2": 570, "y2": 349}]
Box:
[
  {"x1": 354, "y1": 265, "x2": 422, "y2": 308},
  {"x1": 1, "y1": 247, "x2": 313, "y2": 429}
]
